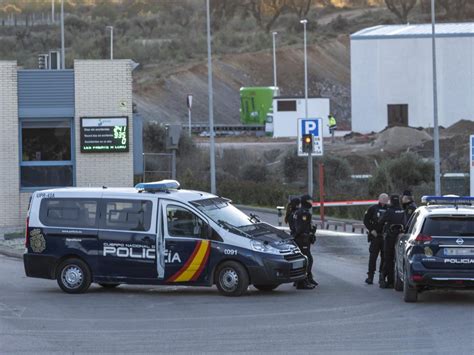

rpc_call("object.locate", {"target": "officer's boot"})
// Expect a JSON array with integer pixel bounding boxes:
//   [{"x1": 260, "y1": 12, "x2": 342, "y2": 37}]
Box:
[
  {"x1": 308, "y1": 274, "x2": 319, "y2": 286},
  {"x1": 378, "y1": 272, "x2": 384, "y2": 285},
  {"x1": 296, "y1": 279, "x2": 315, "y2": 290},
  {"x1": 365, "y1": 273, "x2": 374, "y2": 285}
]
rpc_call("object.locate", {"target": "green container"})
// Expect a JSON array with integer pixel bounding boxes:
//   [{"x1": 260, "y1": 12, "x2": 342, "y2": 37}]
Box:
[{"x1": 240, "y1": 87, "x2": 279, "y2": 125}]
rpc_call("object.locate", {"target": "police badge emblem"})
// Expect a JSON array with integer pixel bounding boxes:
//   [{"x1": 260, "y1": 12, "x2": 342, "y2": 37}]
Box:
[{"x1": 30, "y1": 229, "x2": 46, "y2": 253}]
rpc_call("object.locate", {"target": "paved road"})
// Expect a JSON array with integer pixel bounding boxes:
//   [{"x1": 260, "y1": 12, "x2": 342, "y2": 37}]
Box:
[{"x1": 1, "y1": 212, "x2": 473, "y2": 353}]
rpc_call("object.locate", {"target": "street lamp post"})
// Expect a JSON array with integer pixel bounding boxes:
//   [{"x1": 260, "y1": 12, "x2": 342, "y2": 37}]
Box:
[
  {"x1": 301, "y1": 19, "x2": 312, "y2": 198},
  {"x1": 431, "y1": 0, "x2": 441, "y2": 195},
  {"x1": 272, "y1": 31, "x2": 278, "y2": 87},
  {"x1": 106, "y1": 26, "x2": 114, "y2": 60},
  {"x1": 51, "y1": 0, "x2": 55, "y2": 24},
  {"x1": 206, "y1": 0, "x2": 216, "y2": 195},
  {"x1": 60, "y1": 0, "x2": 65, "y2": 69}
]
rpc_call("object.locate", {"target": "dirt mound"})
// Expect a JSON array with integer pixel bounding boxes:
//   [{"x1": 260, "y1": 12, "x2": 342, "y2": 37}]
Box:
[
  {"x1": 134, "y1": 37, "x2": 350, "y2": 125},
  {"x1": 443, "y1": 120, "x2": 474, "y2": 137},
  {"x1": 373, "y1": 126, "x2": 432, "y2": 153}
]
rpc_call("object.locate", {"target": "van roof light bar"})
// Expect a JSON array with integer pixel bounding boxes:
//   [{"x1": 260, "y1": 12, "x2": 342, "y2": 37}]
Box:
[
  {"x1": 135, "y1": 180, "x2": 180, "y2": 192},
  {"x1": 421, "y1": 195, "x2": 474, "y2": 206}
]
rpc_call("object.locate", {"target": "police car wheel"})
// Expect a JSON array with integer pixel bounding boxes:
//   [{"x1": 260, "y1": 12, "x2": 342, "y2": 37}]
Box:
[
  {"x1": 403, "y1": 267, "x2": 418, "y2": 303},
  {"x1": 215, "y1": 261, "x2": 249, "y2": 297},
  {"x1": 56, "y1": 258, "x2": 91, "y2": 294},
  {"x1": 98, "y1": 283, "x2": 120, "y2": 288},
  {"x1": 253, "y1": 284, "x2": 279, "y2": 292}
]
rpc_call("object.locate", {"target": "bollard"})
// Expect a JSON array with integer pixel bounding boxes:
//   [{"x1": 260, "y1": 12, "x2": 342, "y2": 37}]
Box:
[{"x1": 276, "y1": 206, "x2": 285, "y2": 226}]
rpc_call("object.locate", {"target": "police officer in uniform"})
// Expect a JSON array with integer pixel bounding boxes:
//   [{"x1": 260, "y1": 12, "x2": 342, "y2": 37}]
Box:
[
  {"x1": 401, "y1": 190, "x2": 417, "y2": 224},
  {"x1": 378, "y1": 194, "x2": 406, "y2": 289},
  {"x1": 285, "y1": 197, "x2": 300, "y2": 236},
  {"x1": 294, "y1": 194, "x2": 317, "y2": 289},
  {"x1": 363, "y1": 193, "x2": 389, "y2": 285}
]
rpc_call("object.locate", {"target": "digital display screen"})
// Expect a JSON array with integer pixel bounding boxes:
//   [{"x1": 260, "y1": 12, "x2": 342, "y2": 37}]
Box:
[{"x1": 80, "y1": 117, "x2": 129, "y2": 153}]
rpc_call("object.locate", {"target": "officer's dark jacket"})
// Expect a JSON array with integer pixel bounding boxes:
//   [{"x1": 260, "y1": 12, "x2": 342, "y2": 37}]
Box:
[
  {"x1": 286, "y1": 212, "x2": 297, "y2": 234},
  {"x1": 378, "y1": 206, "x2": 406, "y2": 235},
  {"x1": 294, "y1": 208, "x2": 312, "y2": 237},
  {"x1": 363, "y1": 203, "x2": 387, "y2": 235},
  {"x1": 403, "y1": 201, "x2": 417, "y2": 222}
]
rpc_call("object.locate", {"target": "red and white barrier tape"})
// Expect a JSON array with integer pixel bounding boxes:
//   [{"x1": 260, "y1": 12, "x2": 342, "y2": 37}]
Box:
[{"x1": 312, "y1": 200, "x2": 378, "y2": 207}]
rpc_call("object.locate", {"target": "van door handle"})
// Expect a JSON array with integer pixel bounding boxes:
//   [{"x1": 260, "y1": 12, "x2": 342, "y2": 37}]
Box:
[
  {"x1": 167, "y1": 241, "x2": 177, "y2": 249},
  {"x1": 142, "y1": 236, "x2": 153, "y2": 246}
]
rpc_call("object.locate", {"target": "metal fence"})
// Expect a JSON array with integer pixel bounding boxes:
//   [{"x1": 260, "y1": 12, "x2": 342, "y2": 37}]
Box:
[{"x1": 142, "y1": 153, "x2": 173, "y2": 183}]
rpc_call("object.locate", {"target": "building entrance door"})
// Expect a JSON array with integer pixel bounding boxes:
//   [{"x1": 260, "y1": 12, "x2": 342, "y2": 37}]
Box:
[{"x1": 387, "y1": 104, "x2": 408, "y2": 127}]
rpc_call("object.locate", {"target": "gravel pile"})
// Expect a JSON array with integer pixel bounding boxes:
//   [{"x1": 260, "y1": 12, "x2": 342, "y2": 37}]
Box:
[{"x1": 373, "y1": 126, "x2": 432, "y2": 153}]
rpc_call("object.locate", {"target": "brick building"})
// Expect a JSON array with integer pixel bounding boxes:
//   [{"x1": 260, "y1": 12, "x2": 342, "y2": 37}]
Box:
[{"x1": 0, "y1": 60, "x2": 143, "y2": 228}]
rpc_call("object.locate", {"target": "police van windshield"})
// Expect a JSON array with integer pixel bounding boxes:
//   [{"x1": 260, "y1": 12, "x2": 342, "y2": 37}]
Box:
[{"x1": 190, "y1": 198, "x2": 252, "y2": 228}]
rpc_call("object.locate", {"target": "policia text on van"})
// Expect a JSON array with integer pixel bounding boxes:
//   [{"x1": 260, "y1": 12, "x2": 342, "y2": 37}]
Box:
[{"x1": 23, "y1": 181, "x2": 307, "y2": 296}]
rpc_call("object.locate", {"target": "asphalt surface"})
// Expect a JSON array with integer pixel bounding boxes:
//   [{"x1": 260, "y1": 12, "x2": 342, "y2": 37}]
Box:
[{"x1": 1, "y1": 211, "x2": 473, "y2": 354}]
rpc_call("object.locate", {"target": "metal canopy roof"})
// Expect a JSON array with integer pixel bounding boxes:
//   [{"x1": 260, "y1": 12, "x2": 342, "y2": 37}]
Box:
[{"x1": 351, "y1": 22, "x2": 474, "y2": 40}]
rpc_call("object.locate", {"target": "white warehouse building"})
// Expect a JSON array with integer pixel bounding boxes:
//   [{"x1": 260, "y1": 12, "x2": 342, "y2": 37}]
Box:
[{"x1": 351, "y1": 23, "x2": 474, "y2": 133}]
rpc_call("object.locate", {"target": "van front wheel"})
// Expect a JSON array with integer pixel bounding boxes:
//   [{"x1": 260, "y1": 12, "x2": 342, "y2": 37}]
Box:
[
  {"x1": 215, "y1": 261, "x2": 249, "y2": 297},
  {"x1": 57, "y1": 258, "x2": 91, "y2": 294}
]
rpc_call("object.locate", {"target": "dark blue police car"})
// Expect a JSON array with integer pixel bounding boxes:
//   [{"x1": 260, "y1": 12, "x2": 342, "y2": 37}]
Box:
[
  {"x1": 23, "y1": 180, "x2": 307, "y2": 296},
  {"x1": 395, "y1": 196, "x2": 474, "y2": 302}
]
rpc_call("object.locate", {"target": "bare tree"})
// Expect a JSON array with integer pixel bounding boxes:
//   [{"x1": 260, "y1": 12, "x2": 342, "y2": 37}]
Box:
[
  {"x1": 438, "y1": 0, "x2": 468, "y2": 20},
  {"x1": 287, "y1": 0, "x2": 313, "y2": 18},
  {"x1": 247, "y1": 0, "x2": 289, "y2": 32},
  {"x1": 384, "y1": 0, "x2": 417, "y2": 23}
]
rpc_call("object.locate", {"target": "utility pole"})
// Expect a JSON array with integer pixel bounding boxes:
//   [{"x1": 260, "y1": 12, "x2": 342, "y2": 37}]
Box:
[
  {"x1": 60, "y1": 0, "x2": 65, "y2": 69},
  {"x1": 301, "y1": 19, "x2": 312, "y2": 198},
  {"x1": 431, "y1": 0, "x2": 441, "y2": 195},
  {"x1": 106, "y1": 26, "x2": 114, "y2": 60},
  {"x1": 272, "y1": 32, "x2": 278, "y2": 87},
  {"x1": 51, "y1": 0, "x2": 55, "y2": 24},
  {"x1": 206, "y1": 0, "x2": 216, "y2": 194}
]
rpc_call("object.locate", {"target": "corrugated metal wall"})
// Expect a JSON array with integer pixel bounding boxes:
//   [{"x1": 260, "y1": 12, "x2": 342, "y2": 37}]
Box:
[{"x1": 18, "y1": 70, "x2": 74, "y2": 118}]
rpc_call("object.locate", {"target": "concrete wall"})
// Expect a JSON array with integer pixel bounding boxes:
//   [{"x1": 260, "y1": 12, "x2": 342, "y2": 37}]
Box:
[
  {"x1": 0, "y1": 61, "x2": 20, "y2": 228},
  {"x1": 74, "y1": 60, "x2": 134, "y2": 187},
  {"x1": 351, "y1": 36, "x2": 474, "y2": 133}
]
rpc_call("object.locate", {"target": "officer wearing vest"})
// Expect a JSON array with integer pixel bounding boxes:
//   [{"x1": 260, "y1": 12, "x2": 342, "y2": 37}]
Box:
[
  {"x1": 293, "y1": 194, "x2": 317, "y2": 290},
  {"x1": 363, "y1": 193, "x2": 389, "y2": 285},
  {"x1": 284, "y1": 197, "x2": 300, "y2": 236},
  {"x1": 401, "y1": 190, "x2": 417, "y2": 225},
  {"x1": 378, "y1": 194, "x2": 406, "y2": 288},
  {"x1": 328, "y1": 114, "x2": 337, "y2": 143}
]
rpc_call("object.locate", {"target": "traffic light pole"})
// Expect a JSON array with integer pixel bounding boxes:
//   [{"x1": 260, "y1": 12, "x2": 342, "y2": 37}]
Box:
[{"x1": 301, "y1": 19, "x2": 312, "y2": 198}]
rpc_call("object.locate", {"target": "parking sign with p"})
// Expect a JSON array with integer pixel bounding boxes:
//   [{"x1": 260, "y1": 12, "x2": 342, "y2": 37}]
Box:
[{"x1": 297, "y1": 118, "x2": 323, "y2": 157}]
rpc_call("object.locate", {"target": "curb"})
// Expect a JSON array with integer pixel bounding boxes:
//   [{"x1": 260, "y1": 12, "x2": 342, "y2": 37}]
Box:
[{"x1": 0, "y1": 247, "x2": 23, "y2": 259}]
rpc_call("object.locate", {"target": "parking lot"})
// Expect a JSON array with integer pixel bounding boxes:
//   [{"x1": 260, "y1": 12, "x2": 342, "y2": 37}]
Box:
[{"x1": 1, "y1": 218, "x2": 473, "y2": 354}]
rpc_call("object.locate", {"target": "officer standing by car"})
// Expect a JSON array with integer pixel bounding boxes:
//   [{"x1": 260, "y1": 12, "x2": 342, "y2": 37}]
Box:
[
  {"x1": 363, "y1": 193, "x2": 389, "y2": 285},
  {"x1": 378, "y1": 194, "x2": 406, "y2": 289},
  {"x1": 401, "y1": 190, "x2": 417, "y2": 223},
  {"x1": 285, "y1": 197, "x2": 300, "y2": 236},
  {"x1": 293, "y1": 194, "x2": 317, "y2": 289}
]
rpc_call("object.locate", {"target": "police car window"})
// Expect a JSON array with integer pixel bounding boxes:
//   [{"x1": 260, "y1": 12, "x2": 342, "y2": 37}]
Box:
[
  {"x1": 406, "y1": 212, "x2": 419, "y2": 234},
  {"x1": 166, "y1": 205, "x2": 207, "y2": 239},
  {"x1": 103, "y1": 199, "x2": 152, "y2": 232},
  {"x1": 40, "y1": 198, "x2": 98, "y2": 228},
  {"x1": 422, "y1": 216, "x2": 474, "y2": 237}
]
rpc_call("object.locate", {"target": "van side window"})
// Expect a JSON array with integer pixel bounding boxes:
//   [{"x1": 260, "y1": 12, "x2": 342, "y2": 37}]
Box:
[
  {"x1": 40, "y1": 198, "x2": 98, "y2": 228},
  {"x1": 103, "y1": 199, "x2": 152, "y2": 232},
  {"x1": 166, "y1": 205, "x2": 207, "y2": 239}
]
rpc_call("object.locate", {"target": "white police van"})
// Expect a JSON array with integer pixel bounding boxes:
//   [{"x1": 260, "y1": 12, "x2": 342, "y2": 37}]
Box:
[{"x1": 24, "y1": 181, "x2": 307, "y2": 296}]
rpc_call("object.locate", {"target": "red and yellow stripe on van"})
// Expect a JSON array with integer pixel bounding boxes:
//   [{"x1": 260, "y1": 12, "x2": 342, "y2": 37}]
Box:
[{"x1": 167, "y1": 240, "x2": 211, "y2": 283}]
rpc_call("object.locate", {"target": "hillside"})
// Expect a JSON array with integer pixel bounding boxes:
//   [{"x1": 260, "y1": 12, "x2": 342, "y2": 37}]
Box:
[{"x1": 134, "y1": 35, "x2": 350, "y2": 125}]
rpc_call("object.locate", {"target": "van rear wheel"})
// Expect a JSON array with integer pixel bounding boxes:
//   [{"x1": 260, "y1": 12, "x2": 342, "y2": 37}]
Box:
[
  {"x1": 215, "y1": 261, "x2": 249, "y2": 297},
  {"x1": 57, "y1": 258, "x2": 91, "y2": 294}
]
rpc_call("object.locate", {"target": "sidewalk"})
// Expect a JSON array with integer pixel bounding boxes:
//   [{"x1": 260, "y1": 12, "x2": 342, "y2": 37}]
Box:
[{"x1": 0, "y1": 236, "x2": 24, "y2": 259}]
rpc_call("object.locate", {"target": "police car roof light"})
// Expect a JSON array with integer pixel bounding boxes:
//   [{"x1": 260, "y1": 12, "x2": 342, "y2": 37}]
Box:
[
  {"x1": 421, "y1": 195, "x2": 474, "y2": 206},
  {"x1": 135, "y1": 180, "x2": 180, "y2": 192}
]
